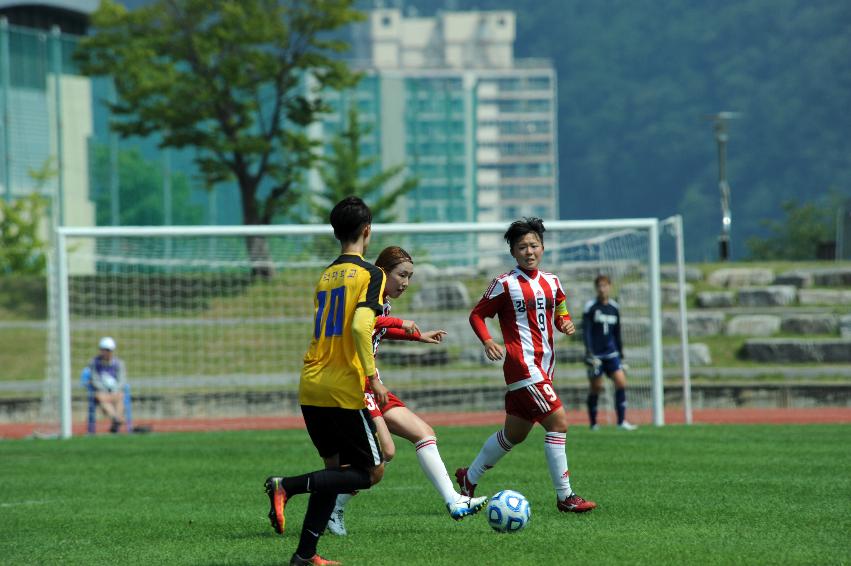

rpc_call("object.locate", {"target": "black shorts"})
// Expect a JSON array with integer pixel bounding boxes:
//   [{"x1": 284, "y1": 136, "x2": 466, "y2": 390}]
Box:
[{"x1": 301, "y1": 405, "x2": 383, "y2": 469}]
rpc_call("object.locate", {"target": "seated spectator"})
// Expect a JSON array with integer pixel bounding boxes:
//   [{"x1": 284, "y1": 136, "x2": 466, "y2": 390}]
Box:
[{"x1": 88, "y1": 336, "x2": 128, "y2": 433}]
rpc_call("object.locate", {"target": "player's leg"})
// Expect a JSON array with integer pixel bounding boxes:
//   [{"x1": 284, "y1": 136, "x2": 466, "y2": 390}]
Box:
[
  {"x1": 266, "y1": 407, "x2": 383, "y2": 535},
  {"x1": 457, "y1": 407, "x2": 532, "y2": 497},
  {"x1": 94, "y1": 392, "x2": 119, "y2": 420},
  {"x1": 610, "y1": 365, "x2": 637, "y2": 430},
  {"x1": 327, "y1": 414, "x2": 393, "y2": 536},
  {"x1": 540, "y1": 407, "x2": 597, "y2": 513},
  {"x1": 284, "y1": 407, "x2": 384, "y2": 563},
  {"x1": 383, "y1": 405, "x2": 487, "y2": 519},
  {"x1": 587, "y1": 373, "x2": 604, "y2": 430}
]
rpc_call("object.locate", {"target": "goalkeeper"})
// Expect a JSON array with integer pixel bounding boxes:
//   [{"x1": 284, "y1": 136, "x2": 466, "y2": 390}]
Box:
[
  {"x1": 87, "y1": 336, "x2": 128, "y2": 433},
  {"x1": 582, "y1": 275, "x2": 637, "y2": 431}
]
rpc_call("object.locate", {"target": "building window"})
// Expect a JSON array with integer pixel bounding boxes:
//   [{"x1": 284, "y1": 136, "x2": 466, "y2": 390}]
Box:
[{"x1": 381, "y1": 15, "x2": 392, "y2": 27}]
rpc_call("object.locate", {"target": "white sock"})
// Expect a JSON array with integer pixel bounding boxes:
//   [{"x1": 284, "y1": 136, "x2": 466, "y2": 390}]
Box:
[
  {"x1": 334, "y1": 492, "x2": 354, "y2": 511},
  {"x1": 415, "y1": 436, "x2": 458, "y2": 505},
  {"x1": 544, "y1": 432, "x2": 572, "y2": 499},
  {"x1": 468, "y1": 429, "x2": 513, "y2": 486}
]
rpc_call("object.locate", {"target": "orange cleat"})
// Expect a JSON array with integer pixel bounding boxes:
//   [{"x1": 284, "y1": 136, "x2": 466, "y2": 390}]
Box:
[
  {"x1": 264, "y1": 476, "x2": 287, "y2": 534},
  {"x1": 289, "y1": 553, "x2": 342, "y2": 565}
]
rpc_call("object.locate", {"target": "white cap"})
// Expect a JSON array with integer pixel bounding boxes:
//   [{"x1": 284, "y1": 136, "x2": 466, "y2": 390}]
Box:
[{"x1": 98, "y1": 336, "x2": 116, "y2": 351}]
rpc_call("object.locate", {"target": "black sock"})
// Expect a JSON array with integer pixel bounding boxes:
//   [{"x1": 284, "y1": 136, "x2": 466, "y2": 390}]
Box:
[
  {"x1": 282, "y1": 467, "x2": 371, "y2": 497},
  {"x1": 587, "y1": 393, "x2": 599, "y2": 426},
  {"x1": 615, "y1": 388, "x2": 627, "y2": 424},
  {"x1": 294, "y1": 491, "x2": 337, "y2": 559}
]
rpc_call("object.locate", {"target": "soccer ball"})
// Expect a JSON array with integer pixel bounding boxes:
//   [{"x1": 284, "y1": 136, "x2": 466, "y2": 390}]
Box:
[{"x1": 486, "y1": 489, "x2": 530, "y2": 533}]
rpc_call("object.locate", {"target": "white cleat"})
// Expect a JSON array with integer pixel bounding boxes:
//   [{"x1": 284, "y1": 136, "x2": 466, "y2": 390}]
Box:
[
  {"x1": 447, "y1": 495, "x2": 488, "y2": 521},
  {"x1": 590, "y1": 424, "x2": 600, "y2": 431},
  {"x1": 618, "y1": 421, "x2": 638, "y2": 431},
  {"x1": 326, "y1": 506, "x2": 347, "y2": 536}
]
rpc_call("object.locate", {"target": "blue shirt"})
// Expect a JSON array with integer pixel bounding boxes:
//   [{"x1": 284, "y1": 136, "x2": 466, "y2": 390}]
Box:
[{"x1": 582, "y1": 299, "x2": 623, "y2": 359}]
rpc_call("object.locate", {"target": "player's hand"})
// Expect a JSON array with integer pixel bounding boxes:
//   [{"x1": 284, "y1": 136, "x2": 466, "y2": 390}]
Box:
[
  {"x1": 419, "y1": 329, "x2": 447, "y2": 344},
  {"x1": 401, "y1": 319, "x2": 420, "y2": 336},
  {"x1": 370, "y1": 378, "x2": 390, "y2": 407},
  {"x1": 556, "y1": 317, "x2": 575, "y2": 335},
  {"x1": 483, "y1": 339, "x2": 505, "y2": 361}
]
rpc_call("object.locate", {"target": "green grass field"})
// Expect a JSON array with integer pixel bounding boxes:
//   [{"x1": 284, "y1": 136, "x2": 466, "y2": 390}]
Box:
[{"x1": 2, "y1": 424, "x2": 849, "y2": 565}]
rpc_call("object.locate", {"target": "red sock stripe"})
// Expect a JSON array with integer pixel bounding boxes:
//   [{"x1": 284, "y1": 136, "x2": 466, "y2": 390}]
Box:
[
  {"x1": 496, "y1": 430, "x2": 513, "y2": 452},
  {"x1": 415, "y1": 439, "x2": 437, "y2": 451},
  {"x1": 545, "y1": 433, "x2": 566, "y2": 445}
]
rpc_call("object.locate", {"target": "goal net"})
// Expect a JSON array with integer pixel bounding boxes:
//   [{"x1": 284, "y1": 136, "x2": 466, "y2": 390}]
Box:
[{"x1": 41, "y1": 220, "x2": 680, "y2": 438}]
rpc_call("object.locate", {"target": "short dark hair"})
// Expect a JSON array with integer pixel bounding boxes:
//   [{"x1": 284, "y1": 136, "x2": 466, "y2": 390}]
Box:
[
  {"x1": 330, "y1": 196, "x2": 372, "y2": 243},
  {"x1": 595, "y1": 274, "x2": 611, "y2": 286},
  {"x1": 504, "y1": 217, "x2": 546, "y2": 249}
]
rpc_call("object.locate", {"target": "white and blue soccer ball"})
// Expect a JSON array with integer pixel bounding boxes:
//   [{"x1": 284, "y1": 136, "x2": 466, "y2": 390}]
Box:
[{"x1": 487, "y1": 489, "x2": 531, "y2": 533}]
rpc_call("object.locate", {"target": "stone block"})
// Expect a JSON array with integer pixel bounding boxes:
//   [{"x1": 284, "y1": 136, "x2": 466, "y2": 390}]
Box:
[
  {"x1": 563, "y1": 284, "x2": 596, "y2": 315},
  {"x1": 411, "y1": 281, "x2": 470, "y2": 311},
  {"x1": 736, "y1": 286, "x2": 797, "y2": 307},
  {"x1": 707, "y1": 267, "x2": 774, "y2": 288},
  {"x1": 619, "y1": 283, "x2": 648, "y2": 307},
  {"x1": 555, "y1": 346, "x2": 587, "y2": 364},
  {"x1": 414, "y1": 263, "x2": 441, "y2": 281},
  {"x1": 696, "y1": 291, "x2": 735, "y2": 308},
  {"x1": 773, "y1": 270, "x2": 814, "y2": 288},
  {"x1": 617, "y1": 282, "x2": 690, "y2": 306},
  {"x1": 378, "y1": 344, "x2": 450, "y2": 366},
  {"x1": 662, "y1": 312, "x2": 726, "y2": 337},
  {"x1": 841, "y1": 315, "x2": 851, "y2": 339},
  {"x1": 621, "y1": 317, "x2": 650, "y2": 337},
  {"x1": 406, "y1": 314, "x2": 480, "y2": 347},
  {"x1": 662, "y1": 283, "x2": 693, "y2": 305},
  {"x1": 798, "y1": 289, "x2": 851, "y2": 306},
  {"x1": 780, "y1": 314, "x2": 838, "y2": 335},
  {"x1": 661, "y1": 265, "x2": 703, "y2": 282},
  {"x1": 663, "y1": 343, "x2": 712, "y2": 366},
  {"x1": 742, "y1": 339, "x2": 851, "y2": 363},
  {"x1": 556, "y1": 262, "x2": 644, "y2": 282},
  {"x1": 810, "y1": 267, "x2": 851, "y2": 287},
  {"x1": 727, "y1": 315, "x2": 780, "y2": 336}
]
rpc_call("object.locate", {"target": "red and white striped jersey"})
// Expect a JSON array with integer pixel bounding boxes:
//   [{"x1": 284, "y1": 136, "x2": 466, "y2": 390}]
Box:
[{"x1": 470, "y1": 267, "x2": 570, "y2": 390}]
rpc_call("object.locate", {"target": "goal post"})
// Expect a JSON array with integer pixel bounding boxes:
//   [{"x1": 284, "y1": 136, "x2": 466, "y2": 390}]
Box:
[{"x1": 45, "y1": 218, "x2": 682, "y2": 438}]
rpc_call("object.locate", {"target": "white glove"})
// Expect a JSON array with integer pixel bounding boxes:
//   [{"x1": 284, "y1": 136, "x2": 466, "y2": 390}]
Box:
[{"x1": 101, "y1": 373, "x2": 118, "y2": 392}]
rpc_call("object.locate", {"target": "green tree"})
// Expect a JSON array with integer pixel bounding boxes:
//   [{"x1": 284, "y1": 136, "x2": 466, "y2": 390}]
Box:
[
  {"x1": 75, "y1": 0, "x2": 363, "y2": 272},
  {"x1": 90, "y1": 145, "x2": 203, "y2": 226},
  {"x1": 313, "y1": 105, "x2": 418, "y2": 222},
  {"x1": 0, "y1": 194, "x2": 48, "y2": 275},
  {"x1": 746, "y1": 197, "x2": 837, "y2": 260}
]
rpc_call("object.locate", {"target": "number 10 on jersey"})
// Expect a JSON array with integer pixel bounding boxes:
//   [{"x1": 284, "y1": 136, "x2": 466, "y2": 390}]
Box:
[{"x1": 314, "y1": 286, "x2": 346, "y2": 339}]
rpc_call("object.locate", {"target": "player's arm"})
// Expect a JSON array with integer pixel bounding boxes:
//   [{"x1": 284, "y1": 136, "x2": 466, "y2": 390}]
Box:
[
  {"x1": 582, "y1": 305, "x2": 599, "y2": 368},
  {"x1": 355, "y1": 267, "x2": 388, "y2": 405},
  {"x1": 613, "y1": 305, "x2": 624, "y2": 359},
  {"x1": 89, "y1": 363, "x2": 106, "y2": 391},
  {"x1": 116, "y1": 359, "x2": 128, "y2": 387},
  {"x1": 470, "y1": 286, "x2": 505, "y2": 361},
  {"x1": 553, "y1": 279, "x2": 575, "y2": 335},
  {"x1": 376, "y1": 315, "x2": 421, "y2": 338},
  {"x1": 582, "y1": 307, "x2": 593, "y2": 354},
  {"x1": 384, "y1": 326, "x2": 447, "y2": 343}
]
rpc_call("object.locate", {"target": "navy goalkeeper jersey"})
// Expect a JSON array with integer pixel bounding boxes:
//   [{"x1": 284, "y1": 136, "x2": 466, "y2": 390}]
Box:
[{"x1": 582, "y1": 299, "x2": 623, "y2": 359}]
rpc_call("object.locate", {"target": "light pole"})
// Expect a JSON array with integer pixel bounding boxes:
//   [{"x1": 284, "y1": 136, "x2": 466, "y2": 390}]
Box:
[{"x1": 709, "y1": 112, "x2": 739, "y2": 261}]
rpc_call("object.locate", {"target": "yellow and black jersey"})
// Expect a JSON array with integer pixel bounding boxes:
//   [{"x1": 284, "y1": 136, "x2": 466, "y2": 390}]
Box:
[{"x1": 299, "y1": 253, "x2": 386, "y2": 409}]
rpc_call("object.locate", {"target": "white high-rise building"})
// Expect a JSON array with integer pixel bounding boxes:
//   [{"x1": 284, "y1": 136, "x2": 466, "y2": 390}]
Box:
[{"x1": 321, "y1": 8, "x2": 558, "y2": 227}]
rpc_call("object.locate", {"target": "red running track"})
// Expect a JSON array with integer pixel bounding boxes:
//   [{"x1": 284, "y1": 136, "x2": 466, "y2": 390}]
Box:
[{"x1": 1, "y1": 407, "x2": 849, "y2": 439}]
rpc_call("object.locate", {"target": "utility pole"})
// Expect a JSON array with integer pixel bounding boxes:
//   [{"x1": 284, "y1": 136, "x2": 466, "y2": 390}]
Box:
[{"x1": 709, "y1": 112, "x2": 739, "y2": 261}]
